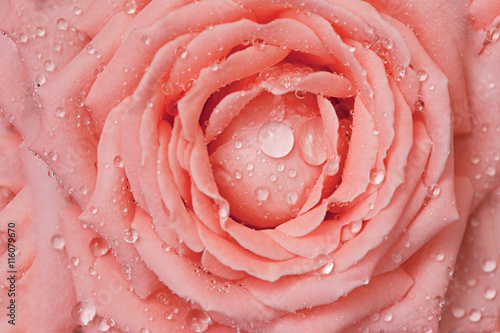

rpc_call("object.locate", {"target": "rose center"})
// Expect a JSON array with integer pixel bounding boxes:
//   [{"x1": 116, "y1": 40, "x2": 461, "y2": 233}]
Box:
[{"x1": 208, "y1": 88, "x2": 331, "y2": 229}]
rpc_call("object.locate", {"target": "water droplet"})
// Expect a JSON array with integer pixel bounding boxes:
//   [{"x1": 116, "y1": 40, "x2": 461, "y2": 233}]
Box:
[
  {"x1": 71, "y1": 300, "x2": 96, "y2": 326},
  {"x1": 485, "y1": 166, "x2": 496, "y2": 177},
  {"x1": 73, "y1": 6, "x2": 82, "y2": 15},
  {"x1": 383, "y1": 313, "x2": 393, "y2": 322},
  {"x1": 122, "y1": 0, "x2": 137, "y2": 14},
  {"x1": 252, "y1": 38, "x2": 265, "y2": 49},
  {"x1": 433, "y1": 295, "x2": 445, "y2": 307},
  {"x1": 435, "y1": 252, "x2": 445, "y2": 261},
  {"x1": 297, "y1": 118, "x2": 328, "y2": 166},
  {"x1": 89, "y1": 236, "x2": 110, "y2": 257},
  {"x1": 98, "y1": 318, "x2": 110, "y2": 331},
  {"x1": 232, "y1": 141, "x2": 242, "y2": 149},
  {"x1": 183, "y1": 78, "x2": 195, "y2": 91},
  {"x1": 417, "y1": 70, "x2": 428, "y2": 82},
  {"x1": 19, "y1": 33, "x2": 28, "y2": 43},
  {"x1": 56, "y1": 107, "x2": 66, "y2": 118},
  {"x1": 470, "y1": 154, "x2": 480, "y2": 164},
  {"x1": 75, "y1": 96, "x2": 85, "y2": 107},
  {"x1": 277, "y1": 163, "x2": 285, "y2": 172},
  {"x1": 246, "y1": 163, "x2": 254, "y2": 171},
  {"x1": 269, "y1": 174, "x2": 277, "y2": 182},
  {"x1": 425, "y1": 184, "x2": 440, "y2": 198},
  {"x1": 113, "y1": 155, "x2": 124, "y2": 168},
  {"x1": 161, "y1": 83, "x2": 173, "y2": 95},
  {"x1": 325, "y1": 158, "x2": 339, "y2": 176},
  {"x1": 382, "y1": 38, "x2": 393, "y2": 49},
  {"x1": 254, "y1": 186, "x2": 269, "y2": 201},
  {"x1": 368, "y1": 168, "x2": 385, "y2": 185},
  {"x1": 372, "y1": 127, "x2": 380, "y2": 135},
  {"x1": 451, "y1": 305, "x2": 465, "y2": 318},
  {"x1": 392, "y1": 252, "x2": 402, "y2": 264},
  {"x1": 370, "y1": 312, "x2": 380, "y2": 321},
  {"x1": 139, "y1": 328, "x2": 149, "y2": 333},
  {"x1": 218, "y1": 206, "x2": 229, "y2": 218},
  {"x1": 485, "y1": 27, "x2": 499, "y2": 42},
  {"x1": 35, "y1": 26, "x2": 46, "y2": 37},
  {"x1": 295, "y1": 90, "x2": 306, "y2": 99},
  {"x1": 36, "y1": 75, "x2": 46, "y2": 86},
  {"x1": 56, "y1": 18, "x2": 68, "y2": 30},
  {"x1": 186, "y1": 309, "x2": 211, "y2": 332},
  {"x1": 51, "y1": 234, "x2": 65, "y2": 250},
  {"x1": 123, "y1": 227, "x2": 138, "y2": 243},
  {"x1": 257, "y1": 121, "x2": 294, "y2": 158},
  {"x1": 481, "y1": 258, "x2": 497, "y2": 273},
  {"x1": 176, "y1": 46, "x2": 188, "y2": 59},
  {"x1": 234, "y1": 171, "x2": 242, "y2": 180},
  {"x1": 288, "y1": 169, "x2": 297, "y2": 178},
  {"x1": 71, "y1": 256, "x2": 80, "y2": 266},
  {"x1": 285, "y1": 190, "x2": 298, "y2": 205},
  {"x1": 484, "y1": 287, "x2": 497, "y2": 300},
  {"x1": 468, "y1": 309, "x2": 482, "y2": 322},
  {"x1": 414, "y1": 99, "x2": 425, "y2": 112}
]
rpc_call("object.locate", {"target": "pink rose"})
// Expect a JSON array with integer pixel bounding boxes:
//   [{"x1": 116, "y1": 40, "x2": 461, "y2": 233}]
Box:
[{"x1": 0, "y1": 0, "x2": 498, "y2": 332}]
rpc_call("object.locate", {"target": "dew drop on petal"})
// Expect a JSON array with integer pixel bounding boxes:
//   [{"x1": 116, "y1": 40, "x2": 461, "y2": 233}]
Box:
[
  {"x1": 257, "y1": 121, "x2": 294, "y2": 158},
  {"x1": 325, "y1": 158, "x2": 340, "y2": 176},
  {"x1": 414, "y1": 99, "x2": 425, "y2": 112},
  {"x1": 383, "y1": 313, "x2": 393, "y2": 322},
  {"x1": 485, "y1": 27, "x2": 499, "y2": 42},
  {"x1": 484, "y1": 287, "x2": 497, "y2": 300},
  {"x1": 51, "y1": 234, "x2": 65, "y2": 250},
  {"x1": 35, "y1": 26, "x2": 46, "y2": 37},
  {"x1": 417, "y1": 70, "x2": 428, "y2": 82},
  {"x1": 368, "y1": 168, "x2": 385, "y2": 185},
  {"x1": 122, "y1": 0, "x2": 137, "y2": 14},
  {"x1": 161, "y1": 83, "x2": 173, "y2": 95},
  {"x1": 234, "y1": 140, "x2": 243, "y2": 149},
  {"x1": 56, "y1": 18, "x2": 68, "y2": 30},
  {"x1": 56, "y1": 107, "x2": 66, "y2": 118},
  {"x1": 425, "y1": 184, "x2": 440, "y2": 198},
  {"x1": 392, "y1": 252, "x2": 402, "y2": 264},
  {"x1": 254, "y1": 186, "x2": 270, "y2": 201},
  {"x1": 297, "y1": 118, "x2": 328, "y2": 166},
  {"x1": 176, "y1": 46, "x2": 188, "y2": 59},
  {"x1": 71, "y1": 300, "x2": 96, "y2": 326},
  {"x1": 468, "y1": 309, "x2": 482, "y2": 322},
  {"x1": 285, "y1": 190, "x2": 298, "y2": 205},
  {"x1": 481, "y1": 258, "x2": 497, "y2": 273},
  {"x1": 89, "y1": 236, "x2": 110, "y2": 257},
  {"x1": 186, "y1": 309, "x2": 211, "y2": 332},
  {"x1": 113, "y1": 155, "x2": 124, "y2": 168},
  {"x1": 123, "y1": 227, "x2": 138, "y2": 243},
  {"x1": 451, "y1": 305, "x2": 465, "y2": 318}
]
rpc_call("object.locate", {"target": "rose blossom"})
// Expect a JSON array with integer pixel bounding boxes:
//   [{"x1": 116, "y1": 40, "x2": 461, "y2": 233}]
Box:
[{"x1": 0, "y1": 0, "x2": 499, "y2": 332}]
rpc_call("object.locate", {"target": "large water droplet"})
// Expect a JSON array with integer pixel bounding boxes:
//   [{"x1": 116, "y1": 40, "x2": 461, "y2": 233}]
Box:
[
  {"x1": 484, "y1": 286, "x2": 497, "y2": 300},
  {"x1": 451, "y1": 305, "x2": 465, "y2": 318},
  {"x1": 257, "y1": 121, "x2": 294, "y2": 158},
  {"x1": 56, "y1": 18, "x2": 68, "y2": 30},
  {"x1": 425, "y1": 184, "x2": 440, "y2": 198},
  {"x1": 186, "y1": 309, "x2": 211, "y2": 332},
  {"x1": 297, "y1": 118, "x2": 328, "y2": 166},
  {"x1": 254, "y1": 186, "x2": 270, "y2": 201},
  {"x1": 51, "y1": 234, "x2": 65, "y2": 250},
  {"x1": 285, "y1": 190, "x2": 298, "y2": 205},
  {"x1": 368, "y1": 168, "x2": 385, "y2": 185},
  {"x1": 71, "y1": 300, "x2": 96, "y2": 326},
  {"x1": 481, "y1": 258, "x2": 497, "y2": 273},
  {"x1": 468, "y1": 309, "x2": 482, "y2": 322},
  {"x1": 122, "y1": 0, "x2": 137, "y2": 14},
  {"x1": 89, "y1": 236, "x2": 110, "y2": 257},
  {"x1": 485, "y1": 27, "x2": 499, "y2": 42},
  {"x1": 123, "y1": 227, "x2": 138, "y2": 243}
]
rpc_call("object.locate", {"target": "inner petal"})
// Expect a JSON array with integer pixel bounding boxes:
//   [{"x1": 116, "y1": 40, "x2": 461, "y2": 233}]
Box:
[{"x1": 209, "y1": 91, "x2": 330, "y2": 229}]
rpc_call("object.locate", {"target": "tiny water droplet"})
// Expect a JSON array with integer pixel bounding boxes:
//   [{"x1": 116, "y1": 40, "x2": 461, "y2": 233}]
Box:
[
  {"x1": 435, "y1": 252, "x2": 445, "y2": 261},
  {"x1": 122, "y1": 0, "x2": 137, "y2": 14},
  {"x1": 414, "y1": 99, "x2": 425, "y2": 112},
  {"x1": 73, "y1": 6, "x2": 82, "y2": 15},
  {"x1": 71, "y1": 300, "x2": 96, "y2": 326},
  {"x1": 485, "y1": 27, "x2": 499, "y2": 42},
  {"x1": 468, "y1": 309, "x2": 482, "y2": 322},
  {"x1": 392, "y1": 252, "x2": 402, "y2": 264},
  {"x1": 35, "y1": 26, "x2": 46, "y2": 37},
  {"x1": 452, "y1": 305, "x2": 465, "y2": 318},
  {"x1": 382, "y1": 38, "x2": 393, "y2": 49},
  {"x1": 161, "y1": 83, "x2": 173, "y2": 95},
  {"x1": 254, "y1": 186, "x2": 270, "y2": 201},
  {"x1": 56, "y1": 107, "x2": 66, "y2": 118},
  {"x1": 56, "y1": 18, "x2": 69, "y2": 30},
  {"x1": 481, "y1": 258, "x2": 497, "y2": 273},
  {"x1": 288, "y1": 169, "x2": 297, "y2": 178},
  {"x1": 368, "y1": 168, "x2": 385, "y2": 185},
  {"x1": 186, "y1": 309, "x2": 211, "y2": 332},
  {"x1": 176, "y1": 46, "x2": 188, "y2": 59},
  {"x1": 425, "y1": 184, "x2": 440, "y2": 198},
  {"x1": 383, "y1": 313, "x2": 393, "y2": 322},
  {"x1": 417, "y1": 70, "x2": 428, "y2": 82},
  {"x1": 246, "y1": 163, "x2": 254, "y2": 171},
  {"x1": 285, "y1": 190, "x2": 298, "y2": 205},
  {"x1": 114, "y1": 155, "x2": 124, "y2": 168},
  {"x1": 234, "y1": 140, "x2": 242, "y2": 149},
  {"x1": 90, "y1": 206, "x2": 98, "y2": 214},
  {"x1": 234, "y1": 171, "x2": 242, "y2": 180},
  {"x1": 89, "y1": 236, "x2": 110, "y2": 257},
  {"x1": 51, "y1": 234, "x2": 65, "y2": 250},
  {"x1": 123, "y1": 227, "x2": 138, "y2": 243},
  {"x1": 484, "y1": 287, "x2": 497, "y2": 300}
]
